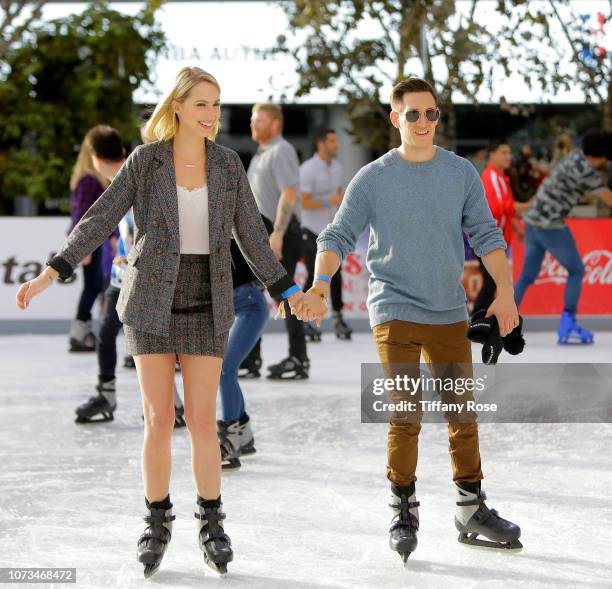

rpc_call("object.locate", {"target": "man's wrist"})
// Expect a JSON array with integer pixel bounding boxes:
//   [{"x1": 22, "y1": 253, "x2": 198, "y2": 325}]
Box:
[
  {"x1": 496, "y1": 283, "x2": 515, "y2": 296},
  {"x1": 312, "y1": 280, "x2": 331, "y2": 294}
]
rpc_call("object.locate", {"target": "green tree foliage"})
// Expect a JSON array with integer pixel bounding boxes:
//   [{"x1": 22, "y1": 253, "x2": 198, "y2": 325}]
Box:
[
  {"x1": 1, "y1": 1, "x2": 46, "y2": 60},
  {"x1": 275, "y1": 0, "x2": 503, "y2": 151},
  {"x1": 0, "y1": 1, "x2": 166, "y2": 211}
]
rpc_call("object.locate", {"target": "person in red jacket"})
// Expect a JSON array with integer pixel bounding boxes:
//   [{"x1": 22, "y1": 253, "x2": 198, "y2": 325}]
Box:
[{"x1": 473, "y1": 138, "x2": 531, "y2": 314}]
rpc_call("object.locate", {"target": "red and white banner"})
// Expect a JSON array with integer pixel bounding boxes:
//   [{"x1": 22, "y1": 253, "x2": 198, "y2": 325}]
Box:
[{"x1": 511, "y1": 219, "x2": 612, "y2": 315}]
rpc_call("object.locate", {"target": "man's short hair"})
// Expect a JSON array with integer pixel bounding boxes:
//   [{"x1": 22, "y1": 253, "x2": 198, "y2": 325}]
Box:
[
  {"x1": 390, "y1": 78, "x2": 438, "y2": 111},
  {"x1": 89, "y1": 126, "x2": 124, "y2": 161},
  {"x1": 252, "y1": 103, "x2": 284, "y2": 126},
  {"x1": 488, "y1": 138, "x2": 510, "y2": 154},
  {"x1": 582, "y1": 129, "x2": 610, "y2": 159},
  {"x1": 314, "y1": 128, "x2": 335, "y2": 147}
]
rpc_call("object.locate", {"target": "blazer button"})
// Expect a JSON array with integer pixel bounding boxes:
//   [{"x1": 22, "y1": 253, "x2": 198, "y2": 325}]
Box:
[
  {"x1": 152, "y1": 220, "x2": 160, "y2": 227},
  {"x1": 156, "y1": 249, "x2": 163, "y2": 255},
  {"x1": 149, "y1": 275, "x2": 157, "y2": 284},
  {"x1": 217, "y1": 246, "x2": 223, "y2": 254},
  {"x1": 220, "y1": 274, "x2": 226, "y2": 281}
]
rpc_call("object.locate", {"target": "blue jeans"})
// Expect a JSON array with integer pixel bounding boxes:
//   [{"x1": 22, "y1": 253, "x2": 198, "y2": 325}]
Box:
[
  {"x1": 514, "y1": 224, "x2": 584, "y2": 313},
  {"x1": 219, "y1": 283, "x2": 269, "y2": 423}
]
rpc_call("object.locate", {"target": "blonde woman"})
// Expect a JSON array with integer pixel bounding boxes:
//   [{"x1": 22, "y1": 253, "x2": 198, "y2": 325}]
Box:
[
  {"x1": 68, "y1": 126, "x2": 113, "y2": 352},
  {"x1": 16, "y1": 67, "x2": 308, "y2": 577}
]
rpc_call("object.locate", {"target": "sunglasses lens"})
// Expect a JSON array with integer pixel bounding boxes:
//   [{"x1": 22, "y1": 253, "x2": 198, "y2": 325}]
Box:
[
  {"x1": 426, "y1": 109, "x2": 439, "y2": 121},
  {"x1": 405, "y1": 111, "x2": 420, "y2": 123}
]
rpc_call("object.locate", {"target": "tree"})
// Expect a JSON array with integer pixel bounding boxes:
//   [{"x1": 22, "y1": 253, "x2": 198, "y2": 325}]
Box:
[
  {"x1": 0, "y1": 0, "x2": 166, "y2": 212},
  {"x1": 0, "y1": 0, "x2": 46, "y2": 61},
  {"x1": 499, "y1": 0, "x2": 610, "y2": 130},
  {"x1": 274, "y1": 0, "x2": 506, "y2": 152}
]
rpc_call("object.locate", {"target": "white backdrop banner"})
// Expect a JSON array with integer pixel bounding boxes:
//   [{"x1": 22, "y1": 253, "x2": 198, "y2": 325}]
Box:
[
  {"x1": 0, "y1": 218, "x2": 82, "y2": 320},
  {"x1": 1, "y1": 218, "x2": 372, "y2": 323}
]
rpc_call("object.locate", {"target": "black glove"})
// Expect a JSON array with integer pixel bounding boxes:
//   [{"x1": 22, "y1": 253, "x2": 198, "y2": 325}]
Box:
[
  {"x1": 467, "y1": 309, "x2": 503, "y2": 365},
  {"x1": 502, "y1": 315, "x2": 525, "y2": 355}
]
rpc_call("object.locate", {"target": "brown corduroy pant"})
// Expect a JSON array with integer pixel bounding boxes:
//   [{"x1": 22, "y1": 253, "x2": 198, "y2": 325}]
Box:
[{"x1": 372, "y1": 319, "x2": 484, "y2": 486}]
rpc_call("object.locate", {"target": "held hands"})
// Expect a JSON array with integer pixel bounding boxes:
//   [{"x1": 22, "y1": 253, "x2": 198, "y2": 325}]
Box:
[
  {"x1": 15, "y1": 268, "x2": 56, "y2": 310},
  {"x1": 275, "y1": 289, "x2": 328, "y2": 326}
]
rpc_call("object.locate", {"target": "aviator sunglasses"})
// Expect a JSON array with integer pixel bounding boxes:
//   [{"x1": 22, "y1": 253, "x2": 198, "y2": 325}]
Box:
[{"x1": 403, "y1": 108, "x2": 440, "y2": 123}]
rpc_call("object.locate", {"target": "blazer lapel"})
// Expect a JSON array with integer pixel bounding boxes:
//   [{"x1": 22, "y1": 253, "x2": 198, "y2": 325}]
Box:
[
  {"x1": 205, "y1": 138, "x2": 227, "y2": 245},
  {"x1": 154, "y1": 140, "x2": 180, "y2": 250}
]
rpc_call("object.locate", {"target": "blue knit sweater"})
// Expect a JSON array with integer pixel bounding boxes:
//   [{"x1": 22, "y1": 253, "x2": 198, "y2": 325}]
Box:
[{"x1": 317, "y1": 147, "x2": 506, "y2": 327}]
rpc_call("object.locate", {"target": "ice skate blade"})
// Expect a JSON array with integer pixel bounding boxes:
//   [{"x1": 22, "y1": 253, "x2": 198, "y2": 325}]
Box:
[
  {"x1": 221, "y1": 462, "x2": 241, "y2": 472},
  {"x1": 74, "y1": 413, "x2": 114, "y2": 424},
  {"x1": 458, "y1": 533, "x2": 523, "y2": 552},
  {"x1": 398, "y1": 552, "x2": 411, "y2": 566},
  {"x1": 203, "y1": 554, "x2": 230, "y2": 575},
  {"x1": 138, "y1": 551, "x2": 163, "y2": 578},
  {"x1": 238, "y1": 370, "x2": 261, "y2": 379},
  {"x1": 266, "y1": 371, "x2": 308, "y2": 380},
  {"x1": 240, "y1": 444, "x2": 256, "y2": 456},
  {"x1": 558, "y1": 337, "x2": 594, "y2": 345},
  {"x1": 143, "y1": 563, "x2": 160, "y2": 578}
]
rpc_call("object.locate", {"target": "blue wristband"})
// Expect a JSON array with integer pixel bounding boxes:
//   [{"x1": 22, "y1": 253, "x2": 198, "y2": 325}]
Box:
[
  {"x1": 281, "y1": 284, "x2": 301, "y2": 299},
  {"x1": 314, "y1": 274, "x2": 331, "y2": 283}
]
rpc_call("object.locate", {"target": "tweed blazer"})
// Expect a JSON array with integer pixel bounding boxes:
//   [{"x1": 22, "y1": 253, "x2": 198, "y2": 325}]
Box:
[{"x1": 51, "y1": 139, "x2": 295, "y2": 337}]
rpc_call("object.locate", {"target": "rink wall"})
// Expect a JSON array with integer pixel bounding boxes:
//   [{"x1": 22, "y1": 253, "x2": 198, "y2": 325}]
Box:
[{"x1": 1, "y1": 217, "x2": 611, "y2": 334}]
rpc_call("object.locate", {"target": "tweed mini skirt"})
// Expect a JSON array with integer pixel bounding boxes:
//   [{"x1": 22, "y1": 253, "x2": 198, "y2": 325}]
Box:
[{"x1": 124, "y1": 254, "x2": 228, "y2": 357}]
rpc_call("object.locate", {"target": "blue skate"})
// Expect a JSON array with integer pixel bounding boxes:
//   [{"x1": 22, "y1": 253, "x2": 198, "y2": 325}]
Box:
[{"x1": 558, "y1": 311, "x2": 594, "y2": 345}]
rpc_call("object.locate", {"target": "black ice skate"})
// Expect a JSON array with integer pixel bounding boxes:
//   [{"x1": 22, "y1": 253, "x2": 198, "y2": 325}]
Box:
[
  {"x1": 455, "y1": 481, "x2": 522, "y2": 551},
  {"x1": 333, "y1": 311, "x2": 353, "y2": 340},
  {"x1": 238, "y1": 355, "x2": 262, "y2": 379},
  {"x1": 217, "y1": 420, "x2": 241, "y2": 472},
  {"x1": 74, "y1": 380, "x2": 116, "y2": 423},
  {"x1": 195, "y1": 498, "x2": 233, "y2": 575},
  {"x1": 266, "y1": 356, "x2": 309, "y2": 380},
  {"x1": 236, "y1": 413, "x2": 256, "y2": 455},
  {"x1": 174, "y1": 403, "x2": 186, "y2": 428},
  {"x1": 69, "y1": 319, "x2": 96, "y2": 352},
  {"x1": 172, "y1": 384, "x2": 186, "y2": 427},
  {"x1": 137, "y1": 501, "x2": 175, "y2": 578},
  {"x1": 389, "y1": 482, "x2": 420, "y2": 565},
  {"x1": 218, "y1": 413, "x2": 256, "y2": 470},
  {"x1": 304, "y1": 321, "x2": 322, "y2": 342}
]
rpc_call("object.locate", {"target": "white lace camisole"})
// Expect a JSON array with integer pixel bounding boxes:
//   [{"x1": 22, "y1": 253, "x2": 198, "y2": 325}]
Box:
[{"x1": 177, "y1": 184, "x2": 210, "y2": 254}]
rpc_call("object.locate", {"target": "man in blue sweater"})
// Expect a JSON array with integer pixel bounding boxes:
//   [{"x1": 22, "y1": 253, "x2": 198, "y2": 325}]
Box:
[{"x1": 301, "y1": 79, "x2": 522, "y2": 560}]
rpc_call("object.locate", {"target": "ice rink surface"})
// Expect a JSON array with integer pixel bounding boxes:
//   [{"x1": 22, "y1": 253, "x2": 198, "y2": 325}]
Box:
[{"x1": 1, "y1": 331, "x2": 611, "y2": 589}]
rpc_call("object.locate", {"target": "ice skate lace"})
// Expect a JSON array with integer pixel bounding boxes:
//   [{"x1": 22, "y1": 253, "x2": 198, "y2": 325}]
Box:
[
  {"x1": 218, "y1": 429, "x2": 238, "y2": 460},
  {"x1": 456, "y1": 491, "x2": 501, "y2": 524},
  {"x1": 389, "y1": 496, "x2": 420, "y2": 532},
  {"x1": 138, "y1": 513, "x2": 175, "y2": 545},
  {"x1": 195, "y1": 509, "x2": 231, "y2": 543}
]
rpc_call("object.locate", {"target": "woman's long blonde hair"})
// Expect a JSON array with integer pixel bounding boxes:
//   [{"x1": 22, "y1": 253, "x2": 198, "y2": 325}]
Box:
[
  {"x1": 70, "y1": 126, "x2": 112, "y2": 191},
  {"x1": 144, "y1": 67, "x2": 222, "y2": 143}
]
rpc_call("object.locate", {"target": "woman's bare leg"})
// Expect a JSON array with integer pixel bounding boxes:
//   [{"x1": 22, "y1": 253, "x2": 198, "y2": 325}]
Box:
[
  {"x1": 179, "y1": 354, "x2": 223, "y2": 499},
  {"x1": 134, "y1": 353, "x2": 176, "y2": 501}
]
